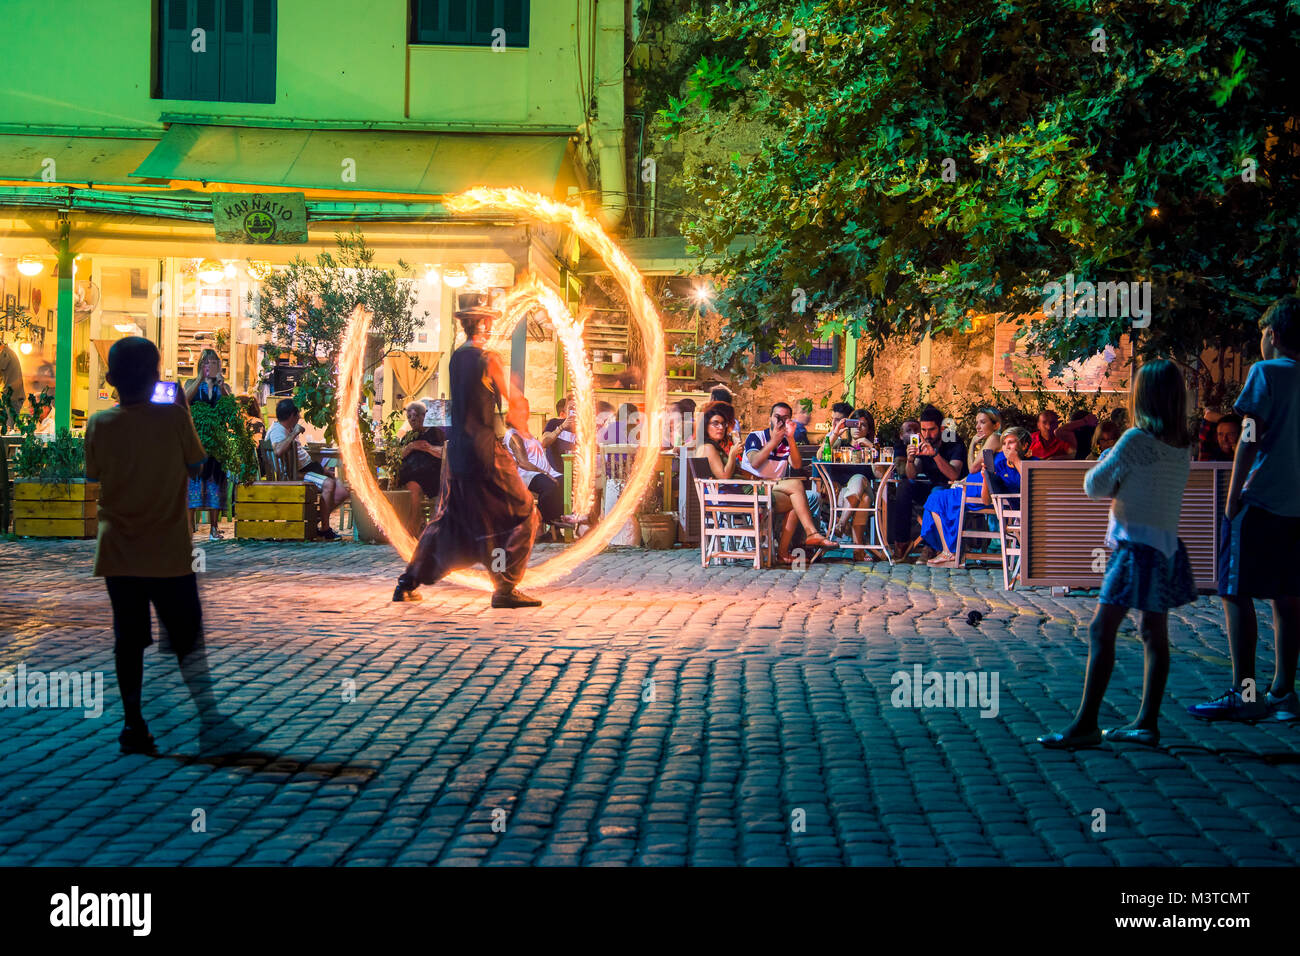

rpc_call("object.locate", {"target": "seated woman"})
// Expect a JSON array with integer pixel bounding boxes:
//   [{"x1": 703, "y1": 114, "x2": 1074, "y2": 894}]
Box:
[
  {"x1": 701, "y1": 400, "x2": 830, "y2": 565},
  {"x1": 698, "y1": 400, "x2": 746, "y2": 480},
  {"x1": 918, "y1": 416, "x2": 1023, "y2": 568},
  {"x1": 1089, "y1": 420, "x2": 1121, "y2": 460},
  {"x1": 396, "y1": 400, "x2": 446, "y2": 532},
  {"x1": 503, "y1": 394, "x2": 565, "y2": 537},
  {"x1": 979, "y1": 426, "x2": 1031, "y2": 508},
  {"x1": 825, "y1": 408, "x2": 883, "y2": 547}
]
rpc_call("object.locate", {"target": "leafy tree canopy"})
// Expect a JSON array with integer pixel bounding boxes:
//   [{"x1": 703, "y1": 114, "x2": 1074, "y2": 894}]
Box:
[{"x1": 662, "y1": 0, "x2": 1300, "y2": 381}]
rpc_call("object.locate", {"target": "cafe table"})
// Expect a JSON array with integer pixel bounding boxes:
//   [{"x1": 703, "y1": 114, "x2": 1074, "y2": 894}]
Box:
[{"x1": 810, "y1": 458, "x2": 896, "y2": 564}]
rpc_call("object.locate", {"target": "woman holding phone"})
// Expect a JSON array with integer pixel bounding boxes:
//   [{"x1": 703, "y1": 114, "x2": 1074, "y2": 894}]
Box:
[{"x1": 184, "y1": 348, "x2": 231, "y2": 540}]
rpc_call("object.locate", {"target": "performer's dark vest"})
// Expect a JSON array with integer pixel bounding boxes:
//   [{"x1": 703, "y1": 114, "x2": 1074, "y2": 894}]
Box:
[{"x1": 446, "y1": 344, "x2": 499, "y2": 478}]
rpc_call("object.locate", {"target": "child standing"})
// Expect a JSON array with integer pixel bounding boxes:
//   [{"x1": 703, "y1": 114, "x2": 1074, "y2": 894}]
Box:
[
  {"x1": 1189, "y1": 295, "x2": 1300, "y2": 722},
  {"x1": 86, "y1": 337, "x2": 249, "y2": 755},
  {"x1": 1038, "y1": 359, "x2": 1195, "y2": 749}
]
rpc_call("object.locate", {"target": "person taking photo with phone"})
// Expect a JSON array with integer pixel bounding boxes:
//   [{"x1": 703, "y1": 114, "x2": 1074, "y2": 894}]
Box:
[{"x1": 184, "y1": 348, "x2": 231, "y2": 541}]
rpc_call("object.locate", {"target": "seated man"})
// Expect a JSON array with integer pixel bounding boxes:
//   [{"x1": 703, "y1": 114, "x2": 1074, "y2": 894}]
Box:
[
  {"x1": 742, "y1": 400, "x2": 830, "y2": 563},
  {"x1": 1215, "y1": 413, "x2": 1243, "y2": 459},
  {"x1": 266, "y1": 398, "x2": 350, "y2": 540},
  {"x1": 397, "y1": 400, "x2": 446, "y2": 532},
  {"x1": 1198, "y1": 410, "x2": 1243, "y2": 461},
  {"x1": 1029, "y1": 410, "x2": 1077, "y2": 460},
  {"x1": 541, "y1": 396, "x2": 577, "y2": 472},
  {"x1": 891, "y1": 404, "x2": 965, "y2": 560}
]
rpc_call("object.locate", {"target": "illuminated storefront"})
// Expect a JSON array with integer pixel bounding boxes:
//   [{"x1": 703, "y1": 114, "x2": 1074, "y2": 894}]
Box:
[{"x1": 0, "y1": 194, "x2": 580, "y2": 435}]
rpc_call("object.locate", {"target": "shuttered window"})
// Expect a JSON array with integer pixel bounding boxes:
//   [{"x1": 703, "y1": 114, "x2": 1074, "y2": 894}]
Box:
[
  {"x1": 410, "y1": 0, "x2": 529, "y2": 47},
  {"x1": 158, "y1": 0, "x2": 276, "y2": 103}
]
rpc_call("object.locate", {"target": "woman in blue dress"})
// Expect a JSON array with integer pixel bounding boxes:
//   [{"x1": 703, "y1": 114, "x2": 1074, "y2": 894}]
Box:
[{"x1": 921, "y1": 424, "x2": 1031, "y2": 567}]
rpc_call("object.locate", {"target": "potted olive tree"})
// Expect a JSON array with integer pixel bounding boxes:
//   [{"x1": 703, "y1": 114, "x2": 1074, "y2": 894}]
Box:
[{"x1": 250, "y1": 231, "x2": 428, "y2": 541}]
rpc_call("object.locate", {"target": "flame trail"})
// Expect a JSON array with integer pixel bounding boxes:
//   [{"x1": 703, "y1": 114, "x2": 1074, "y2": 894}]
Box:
[{"x1": 337, "y1": 187, "x2": 667, "y2": 591}]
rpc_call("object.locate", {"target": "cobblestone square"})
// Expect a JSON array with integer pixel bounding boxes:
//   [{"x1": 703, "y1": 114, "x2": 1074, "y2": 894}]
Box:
[{"x1": 2, "y1": 536, "x2": 1298, "y2": 866}]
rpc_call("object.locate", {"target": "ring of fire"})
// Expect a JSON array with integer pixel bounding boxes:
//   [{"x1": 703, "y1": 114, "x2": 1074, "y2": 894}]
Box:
[{"x1": 337, "y1": 187, "x2": 668, "y2": 592}]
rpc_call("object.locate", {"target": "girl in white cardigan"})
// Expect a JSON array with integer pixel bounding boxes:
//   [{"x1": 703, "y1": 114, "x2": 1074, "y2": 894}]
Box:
[{"x1": 1038, "y1": 359, "x2": 1196, "y2": 749}]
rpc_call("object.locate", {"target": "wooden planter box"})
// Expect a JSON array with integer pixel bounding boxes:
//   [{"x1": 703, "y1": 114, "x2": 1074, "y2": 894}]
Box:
[
  {"x1": 12, "y1": 481, "x2": 100, "y2": 538},
  {"x1": 234, "y1": 482, "x2": 319, "y2": 540}
]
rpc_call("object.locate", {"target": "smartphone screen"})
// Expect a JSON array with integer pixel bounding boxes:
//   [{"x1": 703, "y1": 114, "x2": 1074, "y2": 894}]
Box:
[
  {"x1": 909, "y1": 434, "x2": 921, "y2": 447},
  {"x1": 150, "y1": 381, "x2": 178, "y2": 404}
]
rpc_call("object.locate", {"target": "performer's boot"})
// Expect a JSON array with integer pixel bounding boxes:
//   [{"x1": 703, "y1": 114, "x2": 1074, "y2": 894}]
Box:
[
  {"x1": 393, "y1": 572, "x2": 423, "y2": 602},
  {"x1": 491, "y1": 587, "x2": 542, "y2": 609}
]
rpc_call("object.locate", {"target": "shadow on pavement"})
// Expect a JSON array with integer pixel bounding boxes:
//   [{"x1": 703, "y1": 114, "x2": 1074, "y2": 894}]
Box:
[{"x1": 168, "y1": 750, "x2": 380, "y2": 781}]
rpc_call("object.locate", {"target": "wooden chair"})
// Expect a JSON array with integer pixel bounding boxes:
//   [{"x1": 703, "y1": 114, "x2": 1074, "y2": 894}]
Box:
[
  {"x1": 256, "y1": 439, "x2": 299, "y2": 481},
  {"x1": 693, "y1": 458, "x2": 776, "y2": 569}
]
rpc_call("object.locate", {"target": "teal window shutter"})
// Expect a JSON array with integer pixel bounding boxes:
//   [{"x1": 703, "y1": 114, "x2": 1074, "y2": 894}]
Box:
[
  {"x1": 501, "y1": 0, "x2": 528, "y2": 45},
  {"x1": 410, "y1": 0, "x2": 526, "y2": 46},
  {"x1": 220, "y1": 0, "x2": 248, "y2": 102},
  {"x1": 160, "y1": 0, "x2": 194, "y2": 99},
  {"x1": 192, "y1": 0, "x2": 221, "y2": 100},
  {"x1": 157, "y1": 0, "x2": 275, "y2": 103},
  {"x1": 470, "y1": 0, "x2": 494, "y2": 45},
  {"x1": 247, "y1": 0, "x2": 276, "y2": 103}
]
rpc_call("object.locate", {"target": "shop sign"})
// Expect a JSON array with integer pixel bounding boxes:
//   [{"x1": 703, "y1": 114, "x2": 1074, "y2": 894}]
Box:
[{"x1": 212, "y1": 192, "x2": 308, "y2": 244}]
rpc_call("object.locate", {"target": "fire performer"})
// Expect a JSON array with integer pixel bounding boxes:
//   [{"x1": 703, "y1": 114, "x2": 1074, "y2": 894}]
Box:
[{"x1": 392, "y1": 306, "x2": 542, "y2": 608}]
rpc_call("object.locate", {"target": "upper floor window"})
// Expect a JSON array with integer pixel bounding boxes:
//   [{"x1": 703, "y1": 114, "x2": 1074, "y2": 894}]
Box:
[
  {"x1": 157, "y1": 0, "x2": 277, "y2": 103},
  {"x1": 758, "y1": 337, "x2": 840, "y2": 371},
  {"x1": 410, "y1": 0, "x2": 529, "y2": 47}
]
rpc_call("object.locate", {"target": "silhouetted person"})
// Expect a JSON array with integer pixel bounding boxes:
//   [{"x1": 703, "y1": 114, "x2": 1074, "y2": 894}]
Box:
[
  {"x1": 86, "y1": 336, "x2": 252, "y2": 755},
  {"x1": 393, "y1": 307, "x2": 541, "y2": 608}
]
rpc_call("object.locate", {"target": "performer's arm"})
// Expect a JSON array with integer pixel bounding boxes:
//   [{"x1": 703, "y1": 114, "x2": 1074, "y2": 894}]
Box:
[{"x1": 484, "y1": 350, "x2": 510, "y2": 403}]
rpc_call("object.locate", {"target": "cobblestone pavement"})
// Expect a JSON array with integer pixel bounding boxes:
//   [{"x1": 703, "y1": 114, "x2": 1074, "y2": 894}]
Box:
[{"x1": 1, "y1": 531, "x2": 1299, "y2": 867}]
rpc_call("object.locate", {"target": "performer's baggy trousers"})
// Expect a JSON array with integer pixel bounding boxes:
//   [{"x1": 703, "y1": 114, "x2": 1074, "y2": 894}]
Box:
[{"x1": 398, "y1": 441, "x2": 540, "y2": 593}]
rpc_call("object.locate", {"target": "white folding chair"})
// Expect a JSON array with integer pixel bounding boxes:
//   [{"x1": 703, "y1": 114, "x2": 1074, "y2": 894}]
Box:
[
  {"x1": 953, "y1": 480, "x2": 1000, "y2": 566},
  {"x1": 989, "y1": 493, "x2": 1023, "y2": 589},
  {"x1": 695, "y1": 477, "x2": 775, "y2": 569}
]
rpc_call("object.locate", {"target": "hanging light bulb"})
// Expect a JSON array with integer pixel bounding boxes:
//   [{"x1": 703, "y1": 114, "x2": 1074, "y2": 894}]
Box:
[
  {"x1": 423, "y1": 265, "x2": 440, "y2": 286},
  {"x1": 442, "y1": 266, "x2": 468, "y2": 288},
  {"x1": 17, "y1": 255, "x2": 43, "y2": 276},
  {"x1": 198, "y1": 258, "x2": 225, "y2": 284},
  {"x1": 18, "y1": 341, "x2": 33, "y2": 355},
  {"x1": 223, "y1": 262, "x2": 237, "y2": 278}
]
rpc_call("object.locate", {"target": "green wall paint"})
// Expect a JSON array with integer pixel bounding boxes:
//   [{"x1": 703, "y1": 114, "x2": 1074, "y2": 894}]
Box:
[{"x1": 0, "y1": 0, "x2": 592, "y2": 131}]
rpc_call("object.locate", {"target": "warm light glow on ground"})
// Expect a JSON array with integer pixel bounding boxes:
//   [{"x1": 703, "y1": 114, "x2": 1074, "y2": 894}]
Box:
[{"x1": 338, "y1": 187, "x2": 667, "y2": 592}]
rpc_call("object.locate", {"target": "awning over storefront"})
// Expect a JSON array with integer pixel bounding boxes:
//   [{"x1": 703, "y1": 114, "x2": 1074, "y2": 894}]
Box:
[
  {"x1": 0, "y1": 133, "x2": 162, "y2": 187},
  {"x1": 133, "y1": 124, "x2": 578, "y2": 197}
]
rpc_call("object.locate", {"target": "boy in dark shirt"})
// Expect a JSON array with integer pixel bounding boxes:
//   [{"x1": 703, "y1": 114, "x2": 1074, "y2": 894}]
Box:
[{"x1": 86, "y1": 337, "x2": 253, "y2": 755}]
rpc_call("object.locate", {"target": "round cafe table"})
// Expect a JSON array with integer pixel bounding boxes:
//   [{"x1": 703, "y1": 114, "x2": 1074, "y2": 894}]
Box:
[{"x1": 810, "y1": 459, "x2": 896, "y2": 564}]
